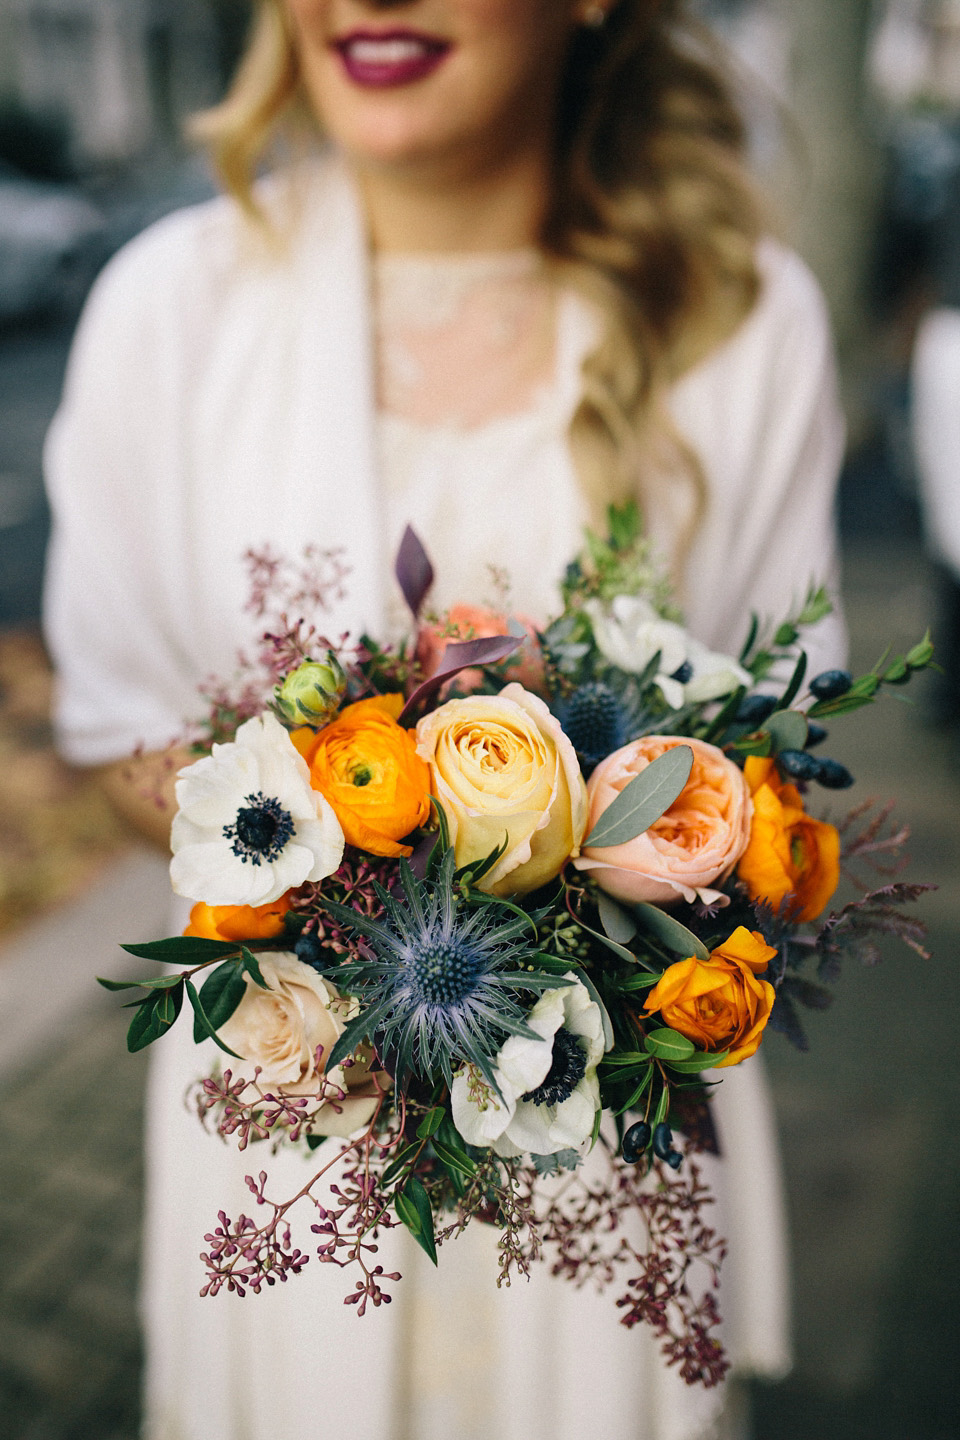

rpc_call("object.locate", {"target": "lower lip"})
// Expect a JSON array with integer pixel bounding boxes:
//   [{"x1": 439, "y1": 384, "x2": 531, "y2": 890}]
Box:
[{"x1": 334, "y1": 39, "x2": 450, "y2": 89}]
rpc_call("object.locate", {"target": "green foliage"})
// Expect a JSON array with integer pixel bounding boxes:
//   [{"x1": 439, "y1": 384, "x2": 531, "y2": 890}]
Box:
[
  {"x1": 395, "y1": 1176, "x2": 438, "y2": 1264},
  {"x1": 807, "y1": 632, "x2": 935, "y2": 717},
  {"x1": 583, "y1": 745, "x2": 693, "y2": 848},
  {"x1": 126, "y1": 982, "x2": 184, "y2": 1053},
  {"x1": 558, "y1": 501, "x2": 679, "y2": 616}
]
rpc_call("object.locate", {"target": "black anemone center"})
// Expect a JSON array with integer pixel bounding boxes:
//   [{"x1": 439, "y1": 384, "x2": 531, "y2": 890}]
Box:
[
  {"x1": 408, "y1": 938, "x2": 482, "y2": 1007},
  {"x1": 223, "y1": 792, "x2": 295, "y2": 866},
  {"x1": 670, "y1": 660, "x2": 693, "y2": 684},
  {"x1": 522, "y1": 1028, "x2": 587, "y2": 1108}
]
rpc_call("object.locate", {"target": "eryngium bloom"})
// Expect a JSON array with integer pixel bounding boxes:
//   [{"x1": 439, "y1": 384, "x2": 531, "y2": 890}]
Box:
[{"x1": 319, "y1": 852, "x2": 569, "y2": 1088}]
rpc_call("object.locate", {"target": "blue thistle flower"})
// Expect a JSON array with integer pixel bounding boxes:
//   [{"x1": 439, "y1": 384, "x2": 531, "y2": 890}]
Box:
[
  {"x1": 318, "y1": 851, "x2": 569, "y2": 1089},
  {"x1": 554, "y1": 681, "x2": 633, "y2": 774}
]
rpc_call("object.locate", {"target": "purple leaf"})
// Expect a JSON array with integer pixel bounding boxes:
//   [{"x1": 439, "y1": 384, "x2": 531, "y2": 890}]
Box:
[
  {"x1": 395, "y1": 526, "x2": 435, "y2": 620},
  {"x1": 400, "y1": 635, "x2": 522, "y2": 723}
]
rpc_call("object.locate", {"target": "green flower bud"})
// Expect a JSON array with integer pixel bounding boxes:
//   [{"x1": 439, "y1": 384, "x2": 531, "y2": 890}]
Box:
[{"x1": 274, "y1": 655, "x2": 347, "y2": 727}]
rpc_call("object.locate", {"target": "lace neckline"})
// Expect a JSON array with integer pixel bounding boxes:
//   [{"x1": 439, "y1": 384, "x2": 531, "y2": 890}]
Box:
[{"x1": 371, "y1": 248, "x2": 559, "y2": 430}]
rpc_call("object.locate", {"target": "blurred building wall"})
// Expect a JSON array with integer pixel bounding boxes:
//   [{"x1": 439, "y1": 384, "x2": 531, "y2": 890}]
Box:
[{"x1": 1, "y1": 0, "x2": 222, "y2": 167}]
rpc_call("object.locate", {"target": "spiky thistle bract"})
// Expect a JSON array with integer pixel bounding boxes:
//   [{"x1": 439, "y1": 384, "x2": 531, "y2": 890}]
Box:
[{"x1": 320, "y1": 850, "x2": 570, "y2": 1090}]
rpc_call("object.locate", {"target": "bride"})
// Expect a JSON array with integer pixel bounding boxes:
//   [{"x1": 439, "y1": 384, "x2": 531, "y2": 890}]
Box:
[{"x1": 43, "y1": 2, "x2": 846, "y2": 1437}]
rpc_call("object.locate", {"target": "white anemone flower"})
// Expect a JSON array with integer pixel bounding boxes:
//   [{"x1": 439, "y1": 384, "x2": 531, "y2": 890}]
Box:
[
  {"x1": 451, "y1": 976, "x2": 608, "y2": 1158},
  {"x1": 170, "y1": 712, "x2": 344, "y2": 906},
  {"x1": 585, "y1": 595, "x2": 751, "y2": 710}
]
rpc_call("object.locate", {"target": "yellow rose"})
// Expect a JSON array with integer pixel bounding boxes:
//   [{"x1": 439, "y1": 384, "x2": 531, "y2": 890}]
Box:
[
  {"x1": 643, "y1": 927, "x2": 777, "y2": 1067},
  {"x1": 415, "y1": 682, "x2": 588, "y2": 896},
  {"x1": 217, "y1": 952, "x2": 387, "y2": 1133}
]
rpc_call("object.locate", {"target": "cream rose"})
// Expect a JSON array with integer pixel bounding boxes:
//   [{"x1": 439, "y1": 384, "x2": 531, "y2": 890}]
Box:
[
  {"x1": 575, "y1": 735, "x2": 752, "y2": 907},
  {"x1": 217, "y1": 952, "x2": 384, "y2": 1136},
  {"x1": 415, "y1": 682, "x2": 588, "y2": 897}
]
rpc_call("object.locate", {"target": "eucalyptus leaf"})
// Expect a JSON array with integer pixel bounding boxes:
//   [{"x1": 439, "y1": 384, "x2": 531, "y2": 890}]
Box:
[
  {"x1": 574, "y1": 915, "x2": 652, "y2": 970},
  {"x1": 644, "y1": 1028, "x2": 696, "y2": 1062},
  {"x1": 583, "y1": 745, "x2": 693, "y2": 849},
  {"x1": 633, "y1": 903, "x2": 709, "y2": 961},
  {"x1": 597, "y1": 893, "x2": 638, "y2": 943},
  {"x1": 764, "y1": 709, "x2": 808, "y2": 754}
]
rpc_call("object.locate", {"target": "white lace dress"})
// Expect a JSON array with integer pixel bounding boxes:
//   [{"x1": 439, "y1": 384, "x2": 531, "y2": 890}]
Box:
[{"x1": 44, "y1": 165, "x2": 843, "y2": 1440}]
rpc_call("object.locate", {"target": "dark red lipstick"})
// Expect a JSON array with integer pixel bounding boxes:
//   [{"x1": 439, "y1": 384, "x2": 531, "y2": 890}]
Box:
[{"x1": 333, "y1": 30, "x2": 451, "y2": 88}]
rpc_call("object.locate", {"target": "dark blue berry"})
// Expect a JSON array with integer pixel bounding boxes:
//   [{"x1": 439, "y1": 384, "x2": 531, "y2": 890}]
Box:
[
  {"x1": 295, "y1": 930, "x2": 328, "y2": 970},
  {"x1": 653, "y1": 1122, "x2": 683, "y2": 1168},
  {"x1": 815, "y1": 758, "x2": 854, "y2": 789},
  {"x1": 622, "y1": 1121, "x2": 651, "y2": 1163},
  {"x1": 809, "y1": 669, "x2": 853, "y2": 701},
  {"x1": 804, "y1": 722, "x2": 828, "y2": 748},
  {"x1": 652, "y1": 1122, "x2": 674, "y2": 1160},
  {"x1": 777, "y1": 749, "x2": 821, "y2": 781},
  {"x1": 736, "y1": 694, "x2": 777, "y2": 726}
]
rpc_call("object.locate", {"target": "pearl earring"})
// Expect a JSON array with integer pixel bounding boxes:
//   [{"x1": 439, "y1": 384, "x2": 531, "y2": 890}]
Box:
[{"x1": 581, "y1": 3, "x2": 607, "y2": 26}]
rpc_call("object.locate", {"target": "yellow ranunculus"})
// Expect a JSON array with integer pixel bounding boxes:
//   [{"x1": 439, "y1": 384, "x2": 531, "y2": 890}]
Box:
[
  {"x1": 643, "y1": 926, "x2": 777, "y2": 1067},
  {"x1": 415, "y1": 683, "x2": 588, "y2": 897}
]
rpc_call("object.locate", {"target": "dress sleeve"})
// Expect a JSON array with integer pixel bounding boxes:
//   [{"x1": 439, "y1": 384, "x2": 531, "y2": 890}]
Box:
[
  {"x1": 670, "y1": 241, "x2": 848, "y2": 676},
  {"x1": 43, "y1": 217, "x2": 207, "y2": 765}
]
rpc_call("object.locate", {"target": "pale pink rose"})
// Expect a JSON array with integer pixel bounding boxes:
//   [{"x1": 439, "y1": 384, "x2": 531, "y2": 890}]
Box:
[
  {"x1": 574, "y1": 736, "x2": 753, "y2": 908},
  {"x1": 217, "y1": 952, "x2": 385, "y2": 1135},
  {"x1": 415, "y1": 604, "x2": 545, "y2": 695}
]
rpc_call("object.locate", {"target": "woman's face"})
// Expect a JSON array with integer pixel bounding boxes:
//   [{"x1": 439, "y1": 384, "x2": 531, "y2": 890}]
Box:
[{"x1": 284, "y1": 0, "x2": 584, "y2": 177}]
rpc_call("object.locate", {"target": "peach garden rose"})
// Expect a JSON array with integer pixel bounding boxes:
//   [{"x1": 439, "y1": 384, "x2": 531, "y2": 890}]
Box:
[
  {"x1": 415, "y1": 682, "x2": 588, "y2": 897},
  {"x1": 575, "y1": 735, "x2": 752, "y2": 906}
]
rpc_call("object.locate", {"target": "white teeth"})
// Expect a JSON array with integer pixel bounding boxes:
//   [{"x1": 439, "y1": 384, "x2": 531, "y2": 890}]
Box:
[{"x1": 348, "y1": 38, "x2": 427, "y2": 63}]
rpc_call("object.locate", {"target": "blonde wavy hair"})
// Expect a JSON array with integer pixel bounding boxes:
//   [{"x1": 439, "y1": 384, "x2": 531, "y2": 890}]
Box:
[{"x1": 196, "y1": 0, "x2": 763, "y2": 578}]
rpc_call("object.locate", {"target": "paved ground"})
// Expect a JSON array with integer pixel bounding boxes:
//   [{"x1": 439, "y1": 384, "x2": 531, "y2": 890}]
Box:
[{"x1": 0, "y1": 540, "x2": 957, "y2": 1439}]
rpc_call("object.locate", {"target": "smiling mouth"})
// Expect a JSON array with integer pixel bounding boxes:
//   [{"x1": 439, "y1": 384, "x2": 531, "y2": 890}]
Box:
[{"x1": 333, "y1": 31, "x2": 452, "y2": 88}]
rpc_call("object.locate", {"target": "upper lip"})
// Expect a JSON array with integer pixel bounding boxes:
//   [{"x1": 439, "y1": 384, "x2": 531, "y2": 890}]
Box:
[{"x1": 332, "y1": 28, "x2": 451, "y2": 50}]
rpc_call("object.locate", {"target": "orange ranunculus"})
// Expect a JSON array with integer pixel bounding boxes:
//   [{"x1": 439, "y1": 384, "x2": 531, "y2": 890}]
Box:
[
  {"x1": 294, "y1": 694, "x2": 432, "y2": 857},
  {"x1": 184, "y1": 894, "x2": 292, "y2": 941},
  {"x1": 643, "y1": 926, "x2": 777, "y2": 1067},
  {"x1": 737, "y1": 755, "x2": 840, "y2": 924}
]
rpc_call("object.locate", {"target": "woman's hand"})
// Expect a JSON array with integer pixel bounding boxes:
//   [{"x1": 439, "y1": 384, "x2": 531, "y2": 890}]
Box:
[{"x1": 94, "y1": 746, "x2": 193, "y2": 853}]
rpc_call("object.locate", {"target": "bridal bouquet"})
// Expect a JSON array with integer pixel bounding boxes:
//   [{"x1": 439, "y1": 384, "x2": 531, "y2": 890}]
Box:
[{"x1": 104, "y1": 505, "x2": 933, "y2": 1387}]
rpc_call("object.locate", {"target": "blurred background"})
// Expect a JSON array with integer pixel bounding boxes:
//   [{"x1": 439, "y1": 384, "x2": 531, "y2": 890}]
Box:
[{"x1": 0, "y1": 2, "x2": 958, "y2": 1437}]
